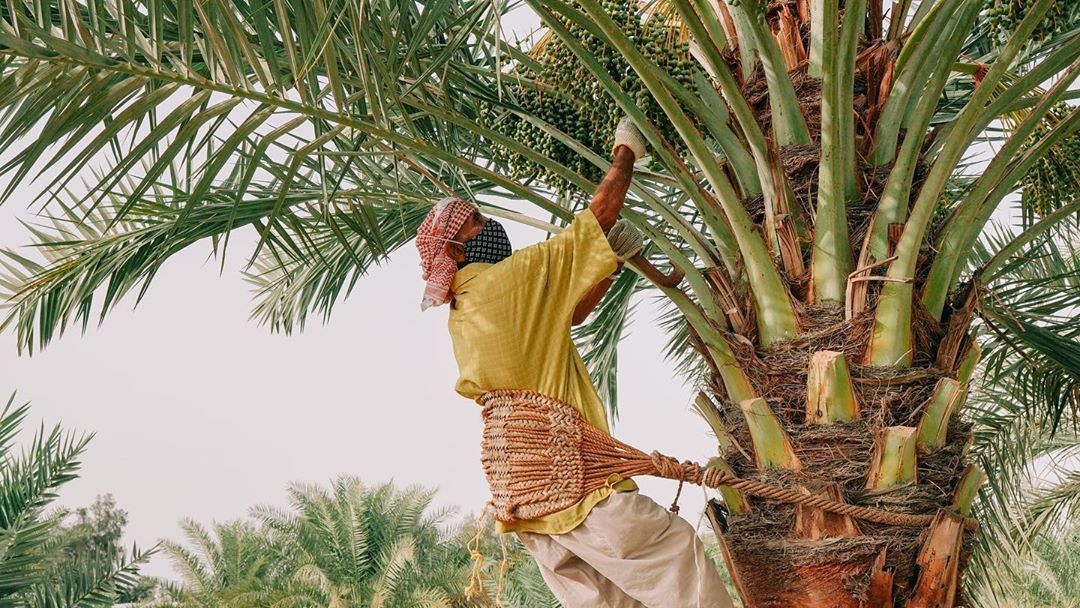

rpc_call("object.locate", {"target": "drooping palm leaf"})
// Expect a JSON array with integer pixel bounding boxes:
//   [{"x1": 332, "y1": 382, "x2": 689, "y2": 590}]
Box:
[
  {"x1": 969, "y1": 220, "x2": 1080, "y2": 430},
  {"x1": 0, "y1": 393, "x2": 154, "y2": 605},
  {"x1": 964, "y1": 384, "x2": 1080, "y2": 607}
]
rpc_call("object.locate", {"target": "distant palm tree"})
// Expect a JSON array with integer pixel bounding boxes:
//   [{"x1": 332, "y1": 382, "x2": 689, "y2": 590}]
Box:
[
  {"x1": 145, "y1": 477, "x2": 487, "y2": 608},
  {"x1": 255, "y1": 477, "x2": 472, "y2": 608},
  {"x1": 0, "y1": 393, "x2": 152, "y2": 607},
  {"x1": 1, "y1": 0, "x2": 1079, "y2": 605},
  {"x1": 144, "y1": 519, "x2": 291, "y2": 607},
  {"x1": 484, "y1": 551, "x2": 560, "y2": 608}
]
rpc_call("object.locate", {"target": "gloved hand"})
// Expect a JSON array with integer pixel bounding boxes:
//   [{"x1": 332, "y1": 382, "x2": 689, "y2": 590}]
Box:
[
  {"x1": 606, "y1": 219, "x2": 644, "y2": 263},
  {"x1": 612, "y1": 116, "x2": 647, "y2": 161}
]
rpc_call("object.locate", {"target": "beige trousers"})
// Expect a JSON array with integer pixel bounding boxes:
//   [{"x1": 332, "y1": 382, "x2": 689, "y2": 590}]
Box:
[{"x1": 516, "y1": 489, "x2": 735, "y2": 608}]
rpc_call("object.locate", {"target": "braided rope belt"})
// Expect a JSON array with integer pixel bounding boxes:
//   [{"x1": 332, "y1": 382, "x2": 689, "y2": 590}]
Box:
[{"x1": 478, "y1": 389, "x2": 978, "y2": 531}]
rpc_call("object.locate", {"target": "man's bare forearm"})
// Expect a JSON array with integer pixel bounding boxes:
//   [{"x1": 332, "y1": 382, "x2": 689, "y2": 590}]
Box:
[
  {"x1": 573, "y1": 146, "x2": 635, "y2": 324},
  {"x1": 589, "y1": 146, "x2": 637, "y2": 232},
  {"x1": 572, "y1": 270, "x2": 621, "y2": 325}
]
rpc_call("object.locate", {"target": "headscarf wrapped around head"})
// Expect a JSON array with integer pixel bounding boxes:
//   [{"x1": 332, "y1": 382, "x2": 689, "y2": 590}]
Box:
[{"x1": 416, "y1": 196, "x2": 477, "y2": 311}]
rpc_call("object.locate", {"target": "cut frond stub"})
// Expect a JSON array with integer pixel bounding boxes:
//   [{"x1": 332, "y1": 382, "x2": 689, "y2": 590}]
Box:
[
  {"x1": 739, "y1": 397, "x2": 803, "y2": 470},
  {"x1": 866, "y1": 426, "x2": 918, "y2": 489},
  {"x1": 706, "y1": 457, "x2": 752, "y2": 514},
  {"x1": 951, "y1": 464, "x2": 986, "y2": 517},
  {"x1": 791, "y1": 483, "x2": 861, "y2": 539},
  {"x1": 908, "y1": 510, "x2": 966, "y2": 608},
  {"x1": 806, "y1": 350, "x2": 860, "y2": 424},
  {"x1": 916, "y1": 379, "x2": 965, "y2": 453}
]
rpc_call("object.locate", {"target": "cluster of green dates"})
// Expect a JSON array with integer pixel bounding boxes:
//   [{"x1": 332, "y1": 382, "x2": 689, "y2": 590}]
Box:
[
  {"x1": 1020, "y1": 102, "x2": 1080, "y2": 219},
  {"x1": 478, "y1": 1, "x2": 697, "y2": 196},
  {"x1": 982, "y1": 0, "x2": 1076, "y2": 48}
]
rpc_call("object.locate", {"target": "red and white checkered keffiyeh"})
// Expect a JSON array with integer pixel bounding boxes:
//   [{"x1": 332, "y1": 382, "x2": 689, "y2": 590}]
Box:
[{"x1": 416, "y1": 196, "x2": 476, "y2": 311}]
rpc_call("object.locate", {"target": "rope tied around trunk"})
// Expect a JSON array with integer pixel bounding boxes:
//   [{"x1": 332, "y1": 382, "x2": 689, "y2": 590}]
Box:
[
  {"x1": 478, "y1": 389, "x2": 978, "y2": 532},
  {"x1": 647, "y1": 452, "x2": 978, "y2": 531}
]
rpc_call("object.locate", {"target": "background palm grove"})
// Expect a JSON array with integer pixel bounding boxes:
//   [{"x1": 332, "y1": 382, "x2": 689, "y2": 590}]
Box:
[{"x1": 0, "y1": 0, "x2": 1078, "y2": 606}]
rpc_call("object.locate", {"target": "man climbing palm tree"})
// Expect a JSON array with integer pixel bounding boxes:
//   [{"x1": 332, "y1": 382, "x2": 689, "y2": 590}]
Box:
[{"x1": 416, "y1": 118, "x2": 732, "y2": 607}]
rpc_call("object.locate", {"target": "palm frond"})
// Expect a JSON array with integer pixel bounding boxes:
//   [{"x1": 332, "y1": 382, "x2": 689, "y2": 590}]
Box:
[
  {"x1": 245, "y1": 197, "x2": 431, "y2": 333},
  {"x1": 0, "y1": 418, "x2": 91, "y2": 536},
  {"x1": 0, "y1": 393, "x2": 154, "y2": 606},
  {"x1": 969, "y1": 221, "x2": 1080, "y2": 430},
  {"x1": 656, "y1": 295, "x2": 710, "y2": 386},
  {"x1": 23, "y1": 542, "x2": 155, "y2": 608},
  {"x1": 965, "y1": 384, "x2": 1080, "y2": 606},
  {"x1": 159, "y1": 540, "x2": 213, "y2": 592},
  {"x1": 0, "y1": 0, "x2": 568, "y2": 351}
]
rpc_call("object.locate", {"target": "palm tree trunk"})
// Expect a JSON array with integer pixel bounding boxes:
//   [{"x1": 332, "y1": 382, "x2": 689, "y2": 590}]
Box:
[
  {"x1": 702, "y1": 331, "x2": 975, "y2": 606},
  {"x1": 691, "y1": 4, "x2": 983, "y2": 598}
]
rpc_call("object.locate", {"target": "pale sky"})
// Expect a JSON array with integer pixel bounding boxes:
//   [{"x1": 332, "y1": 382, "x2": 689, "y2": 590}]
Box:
[{"x1": 0, "y1": 8, "x2": 723, "y2": 581}]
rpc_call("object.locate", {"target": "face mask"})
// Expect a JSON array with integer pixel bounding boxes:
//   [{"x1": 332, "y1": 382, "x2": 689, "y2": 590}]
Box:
[{"x1": 462, "y1": 218, "x2": 512, "y2": 267}]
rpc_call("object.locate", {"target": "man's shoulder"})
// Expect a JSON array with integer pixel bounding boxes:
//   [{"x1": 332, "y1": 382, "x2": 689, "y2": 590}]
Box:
[{"x1": 453, "y1": 263, "x2": 492, "y2": 289}]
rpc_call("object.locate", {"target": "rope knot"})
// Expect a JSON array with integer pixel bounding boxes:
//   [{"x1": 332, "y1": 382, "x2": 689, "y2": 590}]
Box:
[
  {"x1": 650, "y1": 451, "x2": 685, "y2": 480},
  {"x1": 681, "y1": 460, "x2": 703, "y2": 485},
  {"x1": 702, "y1": 466, "x2": 732, "y2": 489},
  {"x1": 650, "y1": 451, "x2": 710, "y2": 485}
]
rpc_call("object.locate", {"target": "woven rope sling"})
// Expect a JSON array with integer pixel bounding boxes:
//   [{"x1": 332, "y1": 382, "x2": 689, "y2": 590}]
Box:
[{"x1": 478, "y1": 390, "x2": 977, "y2": 531}]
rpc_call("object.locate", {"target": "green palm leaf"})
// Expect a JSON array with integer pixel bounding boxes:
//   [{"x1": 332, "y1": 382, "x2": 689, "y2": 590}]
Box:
[{"x1": 0, "y1": 393, "x2": 155, "y2": 606}]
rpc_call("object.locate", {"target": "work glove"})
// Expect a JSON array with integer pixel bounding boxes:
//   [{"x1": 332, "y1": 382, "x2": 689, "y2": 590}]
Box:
[
  {"x1": 606, "y1": 219, "x2": 644, "y2": 263},
  {"x1": 612, "y1": 116, "x2": 648, "y2": 161}
]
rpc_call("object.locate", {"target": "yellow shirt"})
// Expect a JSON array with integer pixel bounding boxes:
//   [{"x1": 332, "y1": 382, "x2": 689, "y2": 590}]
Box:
[{"x1": 448, "y1": 209, "x2": 638, "y2": 535}]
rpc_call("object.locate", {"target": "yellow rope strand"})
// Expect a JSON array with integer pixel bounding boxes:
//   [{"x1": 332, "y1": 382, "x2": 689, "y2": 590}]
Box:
[
  {"x1": 495, "y1": 528, "x2": 510, "y2": 607},
  {"x1": 464, "y1": 501, "x2": 493, "y2": 600},
  {"x1": 463, "y1": 501, "x2": 512, "y2": 607}
]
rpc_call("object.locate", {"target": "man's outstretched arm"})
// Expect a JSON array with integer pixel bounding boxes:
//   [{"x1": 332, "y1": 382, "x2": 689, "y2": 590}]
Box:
[
  {"x1": 573, "y1": 118, "x2": 647, "y2": 325},
  {"x1": 573, "y1": 143, "x2": 639, "y2": 325},
  {"x1": 589, "y1": 145, "x2": 637, "y2": 232}
]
